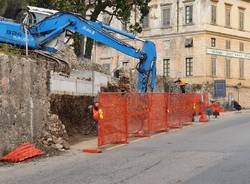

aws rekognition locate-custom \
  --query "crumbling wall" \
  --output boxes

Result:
[0,53,49,157]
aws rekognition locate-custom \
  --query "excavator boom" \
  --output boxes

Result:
[0,7,157,92]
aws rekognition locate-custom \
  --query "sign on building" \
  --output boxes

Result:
[214,80,226,97]
[207,48,250,60]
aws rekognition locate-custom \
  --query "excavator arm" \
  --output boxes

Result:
[0,9,157,92]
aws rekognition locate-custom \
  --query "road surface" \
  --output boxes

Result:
[1,111,250,184]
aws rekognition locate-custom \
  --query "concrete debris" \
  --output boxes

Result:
[51,46,110,74]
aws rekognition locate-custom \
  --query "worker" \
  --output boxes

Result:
[209,100,220,118]
[174,78,186,93]
[91,102,103,133]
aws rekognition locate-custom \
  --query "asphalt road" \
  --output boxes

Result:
[1,111,250,184]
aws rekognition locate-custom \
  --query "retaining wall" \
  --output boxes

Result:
[0,53,49,157]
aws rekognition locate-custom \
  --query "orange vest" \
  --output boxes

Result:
[179,79,185,86]
[92,108,104,121]
[92,108,99,122]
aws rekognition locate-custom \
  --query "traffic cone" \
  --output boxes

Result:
[199,112,209,122]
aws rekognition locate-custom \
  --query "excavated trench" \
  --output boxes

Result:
[49,94,96,146]
[0,49,106,155]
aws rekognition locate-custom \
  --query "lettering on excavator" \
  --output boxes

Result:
[81,26,95,35]
[6,30,22,37]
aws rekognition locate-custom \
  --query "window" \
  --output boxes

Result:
[239,59,244,79]
[211,5,217,24]
[226,40,231,49]
[163,59,170,77]
[239,10,245,30]
[142,15,149,28]
[225,59,231,78]
[162,6,171,26]
[240,42,244,51]
[211,57,216,77]
[225,6,231,27]
[211,38,216,47]
[185,38,193,48]
[185,57,193,76]
[185,5,193,24]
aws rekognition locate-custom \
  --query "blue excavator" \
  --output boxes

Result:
[0,6,157,92]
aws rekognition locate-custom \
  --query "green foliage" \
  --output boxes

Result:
[0,0,7,16]
[26,0,85,15]
[0,44,23,56]
[0,0,25,19]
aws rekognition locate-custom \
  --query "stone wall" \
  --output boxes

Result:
[0,53,49,157]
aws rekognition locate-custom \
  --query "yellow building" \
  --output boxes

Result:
[95,0,250,108]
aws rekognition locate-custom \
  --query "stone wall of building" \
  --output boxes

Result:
[0,53,49,157]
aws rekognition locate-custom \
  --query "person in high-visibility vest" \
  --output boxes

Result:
[174,78,186,93]
[90,102,103,134]
[92,102,103,122]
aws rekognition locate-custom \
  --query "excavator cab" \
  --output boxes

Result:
[15,6,58,27]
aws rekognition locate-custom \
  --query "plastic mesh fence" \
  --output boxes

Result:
[98,92,208,146]
[167,93,207,128]
[167,93,184,128]
[98,93,128,146]
[127,93,150,137]
[148,93,168,132]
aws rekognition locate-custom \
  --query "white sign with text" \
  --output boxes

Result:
[207,48,250,60]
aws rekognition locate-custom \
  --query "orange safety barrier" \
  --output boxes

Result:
[127,93,150,137]
[98,92,209,147]
[148,93,168,132]
[167,93,185,128]
[98,93,128,147]
[0,143,44,162]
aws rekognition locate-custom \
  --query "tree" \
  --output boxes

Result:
[84,0,151,59]
[0,0,24,19]
[25,0,151,59]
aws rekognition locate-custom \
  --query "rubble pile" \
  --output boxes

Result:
[101,68,132,92]
[118,76,130,92]
[41,114,70,151]
[52,46,110,74]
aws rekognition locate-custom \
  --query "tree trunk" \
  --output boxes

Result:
[84,3,103,59]
[84,38,94,59]
[78,36,85,59]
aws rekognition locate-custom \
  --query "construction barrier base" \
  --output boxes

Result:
[169,123,183,129]
[182,122,193,126]
[82,149,103,153]
[199,113,209,122]
[133,134,151,138]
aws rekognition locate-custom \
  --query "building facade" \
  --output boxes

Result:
[95,0,250,108]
